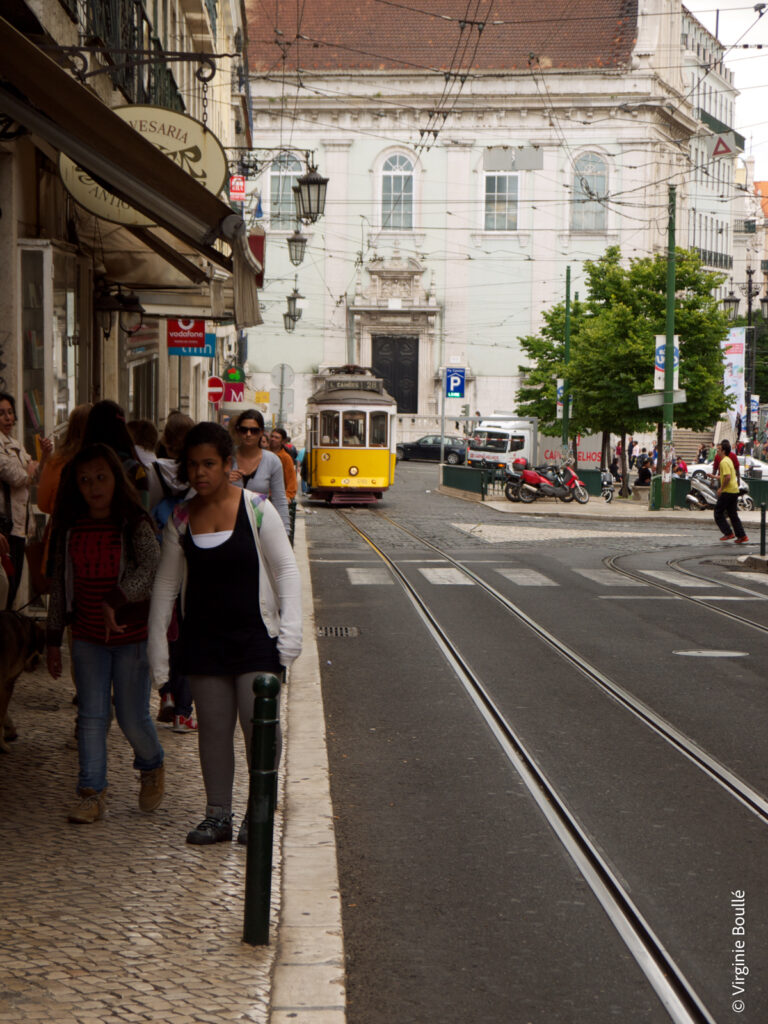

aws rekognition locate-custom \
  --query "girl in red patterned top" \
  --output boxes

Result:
[46,444,164,825]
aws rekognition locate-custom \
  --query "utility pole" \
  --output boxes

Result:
[662,185,677,508]
[561,265,571,452]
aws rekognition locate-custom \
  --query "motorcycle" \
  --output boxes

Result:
[600,469,615,503]
[685,473,754,512]
[515,459,589,504]
[503,461,524,502]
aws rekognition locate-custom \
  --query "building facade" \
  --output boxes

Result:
[0,0,257,452]
[244,0,744,444]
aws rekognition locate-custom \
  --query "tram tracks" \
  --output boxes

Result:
[333,507,768,1024]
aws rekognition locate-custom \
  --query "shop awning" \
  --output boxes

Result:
[0,15,262,327]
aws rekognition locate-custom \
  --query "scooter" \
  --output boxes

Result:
[685,474,754,512]
[600,469,615,503]
[517,459,589,504]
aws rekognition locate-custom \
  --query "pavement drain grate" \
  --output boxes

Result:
[317,625,360,638]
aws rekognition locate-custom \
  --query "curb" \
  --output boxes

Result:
[270,512,346,1023]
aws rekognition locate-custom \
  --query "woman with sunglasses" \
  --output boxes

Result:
[229,410,289,531]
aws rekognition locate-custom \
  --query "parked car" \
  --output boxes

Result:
[691,455,768,480]
[396,434,467,465]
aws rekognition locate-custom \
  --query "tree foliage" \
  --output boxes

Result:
[516,246,732,442]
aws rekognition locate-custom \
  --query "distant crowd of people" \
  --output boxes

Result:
[0,395,302,845]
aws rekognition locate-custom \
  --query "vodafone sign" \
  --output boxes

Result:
[167,319,206,347]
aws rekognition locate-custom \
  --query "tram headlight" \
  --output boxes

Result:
[349,466,359,476]
[321,453,330,462]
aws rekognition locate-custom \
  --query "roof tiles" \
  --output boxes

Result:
[247,0,639,74]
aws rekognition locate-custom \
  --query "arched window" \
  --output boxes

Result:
[571,153,607,232]
[270,154,302,229]
[381,154,413,229]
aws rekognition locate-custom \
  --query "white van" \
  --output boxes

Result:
[467,418,537,470]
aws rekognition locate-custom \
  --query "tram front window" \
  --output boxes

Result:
[320,411,340,445]
[342,411,366,446]
[370,411,388,447]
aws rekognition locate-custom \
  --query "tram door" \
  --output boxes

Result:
[371,336,418,414]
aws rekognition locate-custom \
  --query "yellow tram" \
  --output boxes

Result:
[305,365,397,504]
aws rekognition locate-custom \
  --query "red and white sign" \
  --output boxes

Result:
[207,375,225,405]
[167,318,205,347]
[229,174,246,201]
[224,382,245,403]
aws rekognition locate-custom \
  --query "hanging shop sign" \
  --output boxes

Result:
[167,321,216,358]
[229,174,246,201]
[60,106,229,226]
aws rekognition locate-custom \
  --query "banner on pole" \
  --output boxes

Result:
[654,335,679,390]
[556,378,564,419]
[722,327,746,429]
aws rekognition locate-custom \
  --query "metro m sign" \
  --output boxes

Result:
[167,318,205,348]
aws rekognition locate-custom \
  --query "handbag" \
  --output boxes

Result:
[0,481,12,537]
[25,520,51,595]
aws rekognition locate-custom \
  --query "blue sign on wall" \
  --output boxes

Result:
[168,331,217,359]
[445,367,465,399]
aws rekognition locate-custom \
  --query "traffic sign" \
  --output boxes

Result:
[445,367,465,399]
[269,388,294,414]
[271,363,295,387]
[638,389,686,409]
[207,375,224,405]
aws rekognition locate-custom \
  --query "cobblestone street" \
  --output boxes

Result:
[1,651,279,1024]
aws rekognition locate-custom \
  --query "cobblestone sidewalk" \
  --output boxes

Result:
[0,650,280,1024]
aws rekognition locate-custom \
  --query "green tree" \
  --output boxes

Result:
[516,246,732,487]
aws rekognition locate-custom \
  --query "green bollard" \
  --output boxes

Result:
[761,504,766,557]
[242,672,281,946]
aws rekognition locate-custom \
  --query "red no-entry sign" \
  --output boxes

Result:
[207,375,225,405]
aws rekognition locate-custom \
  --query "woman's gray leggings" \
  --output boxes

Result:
[189,673,281,817]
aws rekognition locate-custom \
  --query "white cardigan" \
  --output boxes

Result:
[148,490,302,686]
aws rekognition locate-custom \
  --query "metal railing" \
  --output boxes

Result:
[85,0,184,112]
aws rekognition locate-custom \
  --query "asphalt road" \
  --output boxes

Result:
[308,464,768,1023]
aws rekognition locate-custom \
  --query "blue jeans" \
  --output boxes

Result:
[72,638,164,792]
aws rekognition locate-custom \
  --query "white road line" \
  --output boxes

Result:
[418,567,475,585]
[598,595,681,600]
[496,568,558,587]
[346,568,394,585]
[639,570,716,588]
[574,569,648,587]
[733,572,768,585]
[691,595,767,601]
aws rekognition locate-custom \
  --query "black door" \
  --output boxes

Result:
[371,335,419,414]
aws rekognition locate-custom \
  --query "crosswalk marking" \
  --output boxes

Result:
[346,568,393,585]
[733,572,768,585]
[692,595,768,601]
[639,570,715,588]
[496,568,558,587]
[574,569,648,587]
[418,567,474,585]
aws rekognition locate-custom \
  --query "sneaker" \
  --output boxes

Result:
[237,812,249,846]
[68,787,107,824]
[187,814,233,845]
[719,533,735,541]
[139,764,165,812]
[157,692,175,723]
[735,535,750,544]
[172,714,198,733]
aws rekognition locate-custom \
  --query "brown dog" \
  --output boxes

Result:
[0,611,46,753]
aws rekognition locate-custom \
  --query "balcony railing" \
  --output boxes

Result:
[85,0,184,112]
[693,248,733,270]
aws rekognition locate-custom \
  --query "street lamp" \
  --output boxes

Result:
[293,161,328,224]
[722,285,740,321]
[118,290,145,335]
[285,276,304,322]
[94,289,122,339]
[287,226,308,266]
[283,311,296,333]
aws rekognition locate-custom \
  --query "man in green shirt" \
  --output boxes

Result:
[714,439,748,544]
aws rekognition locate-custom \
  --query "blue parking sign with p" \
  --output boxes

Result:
[446,368,465,398]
